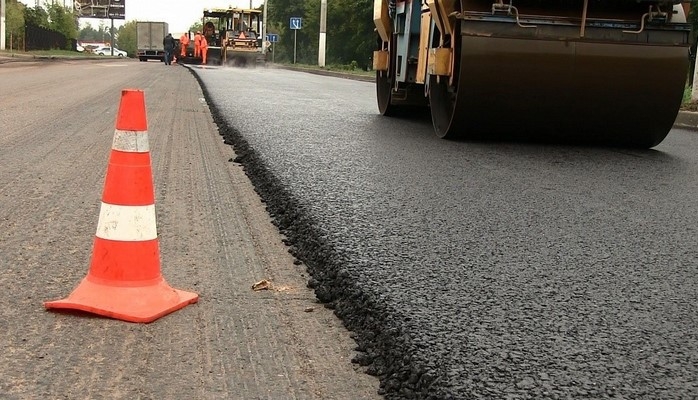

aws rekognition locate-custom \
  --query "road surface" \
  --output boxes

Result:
[0,59,380,399]
[192,64,698,399]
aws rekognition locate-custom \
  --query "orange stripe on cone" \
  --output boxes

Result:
[103,151,154,205]
[88,237,161,283]
[44,89,198,323]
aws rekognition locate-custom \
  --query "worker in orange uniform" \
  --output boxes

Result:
[180,33,190,58]
[193,31,202,58]
[200,36,209,65]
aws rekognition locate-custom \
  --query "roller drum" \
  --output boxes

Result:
[433,21,689,147]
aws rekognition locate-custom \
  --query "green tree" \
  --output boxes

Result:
[23,6,49,28]
[326,0,373,69]
[189,21,203,33]
[267,0,307,63]
[264,0,374,67]
[46,2,78,44]
[116,20,137,57]
[5,0,25,50]
[78,23,100,41]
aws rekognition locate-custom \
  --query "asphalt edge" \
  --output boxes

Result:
[183,62,698,399]
[183,64,440,399]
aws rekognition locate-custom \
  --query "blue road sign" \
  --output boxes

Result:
[290,17,302,30]
[266,34,279,43]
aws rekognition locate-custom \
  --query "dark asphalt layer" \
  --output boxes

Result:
[189,65,698,399]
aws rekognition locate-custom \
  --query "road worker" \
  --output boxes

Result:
[162,33,175,65]
[201,36,209,65]
[180,33,190,58]
[194,31,202,58]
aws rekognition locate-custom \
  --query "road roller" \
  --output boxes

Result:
[373,1,692,147]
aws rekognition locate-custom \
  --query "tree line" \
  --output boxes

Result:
[3,0,77,50]
[264,0,374,69]
[2,0,376,68]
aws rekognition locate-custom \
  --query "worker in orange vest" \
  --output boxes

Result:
[180,33,190,58]
[194,31,202,58]
[201,36,209,65]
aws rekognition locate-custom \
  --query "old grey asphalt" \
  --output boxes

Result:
[0,59,380,399]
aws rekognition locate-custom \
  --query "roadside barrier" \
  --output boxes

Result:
[44,89,198,323]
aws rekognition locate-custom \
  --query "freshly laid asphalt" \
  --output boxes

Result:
[190,65,698,399]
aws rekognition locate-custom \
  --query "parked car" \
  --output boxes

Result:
[94,46,127,57]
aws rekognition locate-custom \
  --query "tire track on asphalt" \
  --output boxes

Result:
[146,72,233,399]
[0,62,185,398]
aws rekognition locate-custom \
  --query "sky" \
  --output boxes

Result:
[19,0,265,34]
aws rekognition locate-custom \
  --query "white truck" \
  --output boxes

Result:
[136,21,169,62]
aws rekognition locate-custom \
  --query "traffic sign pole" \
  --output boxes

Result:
[290,17,302,64]
[266,34,278,63]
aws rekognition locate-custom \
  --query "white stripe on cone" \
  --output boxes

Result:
[95,203,158,241]
[112,129,150,152]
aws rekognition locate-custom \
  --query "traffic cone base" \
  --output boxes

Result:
[45,276,198,323]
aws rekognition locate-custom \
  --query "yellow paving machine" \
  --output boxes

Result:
[182,7,266,67]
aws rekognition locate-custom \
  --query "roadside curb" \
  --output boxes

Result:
[271,64,374,82]
[674,110,698,131]
[0,53,130,64]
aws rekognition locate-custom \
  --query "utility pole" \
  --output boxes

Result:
[1,0,6,51]
[262,1,267,54]
[318,0,326,67]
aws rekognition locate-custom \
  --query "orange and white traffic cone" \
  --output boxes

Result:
[44,89,198,323]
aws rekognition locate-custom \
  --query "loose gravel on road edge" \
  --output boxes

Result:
[187,67,434,399]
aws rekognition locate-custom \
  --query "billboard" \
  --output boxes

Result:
[74,0,126,19]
